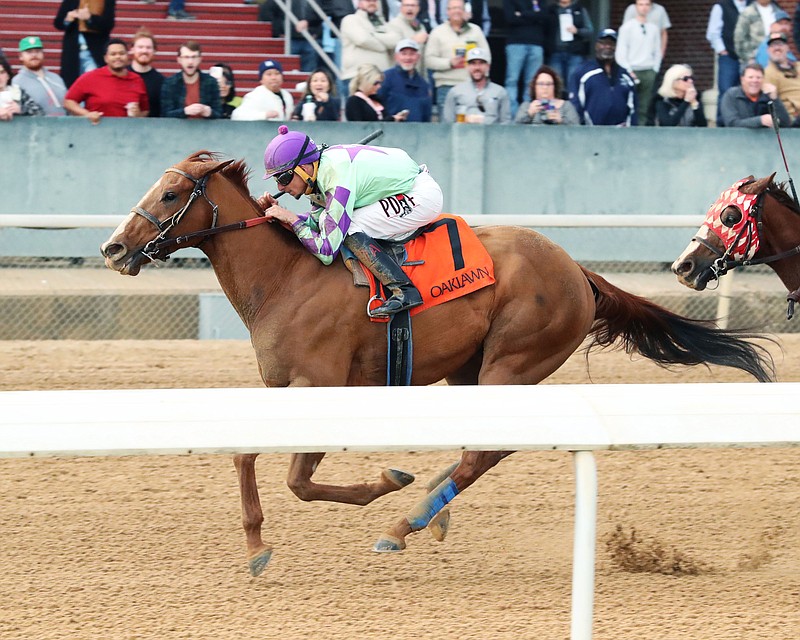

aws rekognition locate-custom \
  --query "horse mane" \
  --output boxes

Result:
[185,150,260,212]
[767,180,800,216]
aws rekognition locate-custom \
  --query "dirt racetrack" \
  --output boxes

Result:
[0,338,798,640]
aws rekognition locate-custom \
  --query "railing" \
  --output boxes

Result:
[2,383,798,639]
[273,0,342,79]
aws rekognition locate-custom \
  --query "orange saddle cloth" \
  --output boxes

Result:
[359,214,496,320]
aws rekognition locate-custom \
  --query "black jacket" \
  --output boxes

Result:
[54,0,116,87]
[503,0,549,47]
[546,1,593,57]
[259,0,323,40]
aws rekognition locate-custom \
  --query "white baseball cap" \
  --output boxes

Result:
[395,38,420,53]
[465,47,490,63]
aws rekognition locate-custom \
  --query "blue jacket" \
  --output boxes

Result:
[377,66,432,122]
[568,59,637,126]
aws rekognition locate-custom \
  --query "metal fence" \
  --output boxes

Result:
[0,223,793,340]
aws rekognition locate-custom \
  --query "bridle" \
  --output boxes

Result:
[696,186,800,318]
[134,168,219,261]
[133,166,269,262]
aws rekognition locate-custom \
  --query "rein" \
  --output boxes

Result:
[135,167,269,261]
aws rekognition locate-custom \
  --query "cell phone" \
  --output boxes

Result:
[396,109,410,118]
[209,66,223,80]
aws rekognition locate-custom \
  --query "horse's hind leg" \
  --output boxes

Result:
[233,454,273,577]
[286,453,415,505]
[425,461,459,542]
[373,451,513,552]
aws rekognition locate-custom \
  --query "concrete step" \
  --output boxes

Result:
[3,1,260,19]
[3,14,272,37]
[2,31,280,53]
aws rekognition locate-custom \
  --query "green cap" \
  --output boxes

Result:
[19,36,43,52]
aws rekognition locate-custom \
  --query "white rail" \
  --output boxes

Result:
[1,383,798,640]
[0,214,705,229]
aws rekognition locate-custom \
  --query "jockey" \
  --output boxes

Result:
[258,125,443,316]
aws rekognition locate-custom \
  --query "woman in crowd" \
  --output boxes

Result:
[345,63,386,122]
[0,56,42,121]
[212,63,241,119]
[514,66,579,125]
[654,64,707,127]
[292,68,340,121]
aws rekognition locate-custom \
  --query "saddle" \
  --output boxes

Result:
[341,214,496,386]
[341,214,496,320]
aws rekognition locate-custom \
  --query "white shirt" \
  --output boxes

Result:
[616,19,662,73]
[230,85,294,121]
[755,2,776,35]
[622,2,671,31]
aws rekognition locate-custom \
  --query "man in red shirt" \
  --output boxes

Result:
[64,38,149,124]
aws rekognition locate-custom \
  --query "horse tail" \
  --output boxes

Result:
[580,267,776,383]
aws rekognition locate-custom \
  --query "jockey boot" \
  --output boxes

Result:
[344,232,423,316]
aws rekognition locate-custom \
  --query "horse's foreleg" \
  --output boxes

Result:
[286,452,415,505]
[233,453,273,577]
[373,451,513,552]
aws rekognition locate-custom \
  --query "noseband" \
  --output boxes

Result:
[134,168,219,261]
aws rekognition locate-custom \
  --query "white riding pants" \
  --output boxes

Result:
[346,169,443,241]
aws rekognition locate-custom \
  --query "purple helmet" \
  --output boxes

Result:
[263,125,322,178]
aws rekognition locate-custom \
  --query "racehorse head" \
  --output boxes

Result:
[101,151,242,276]
[671,174,777,290]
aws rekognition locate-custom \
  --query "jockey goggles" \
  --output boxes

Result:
[275,168,297,186]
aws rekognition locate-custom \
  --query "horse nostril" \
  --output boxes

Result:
[672,259,692,276]
[101,242,125,259]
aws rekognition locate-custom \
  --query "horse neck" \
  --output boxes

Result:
[761,194,800,293]
[199,175,305,329]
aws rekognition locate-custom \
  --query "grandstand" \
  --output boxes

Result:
[0,0,308,97]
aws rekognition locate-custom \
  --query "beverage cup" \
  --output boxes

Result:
[456,106,466,123]
[126,102,137,117]
[301,100,317,121]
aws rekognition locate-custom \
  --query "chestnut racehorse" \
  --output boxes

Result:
[101,153,775,576]
[672,174,800,319]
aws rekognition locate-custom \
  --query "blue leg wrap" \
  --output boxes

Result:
[406,477,459,531]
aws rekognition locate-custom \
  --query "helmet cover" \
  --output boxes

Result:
[263,125,321,178]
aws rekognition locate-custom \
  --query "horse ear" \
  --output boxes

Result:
[201,159,235,177]
[739,174,772,194]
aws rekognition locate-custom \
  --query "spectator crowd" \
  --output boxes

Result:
[2,0,800,129]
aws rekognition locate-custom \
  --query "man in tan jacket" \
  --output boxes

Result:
[424,0,489,115]
[341,0,398,85]
[763,32,800,125]
[387,0,430,74]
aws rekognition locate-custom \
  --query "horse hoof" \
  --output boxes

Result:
[382,468,415,489]
[372,535,407,553]
[428,508,451,542]
[248,548,273,577]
